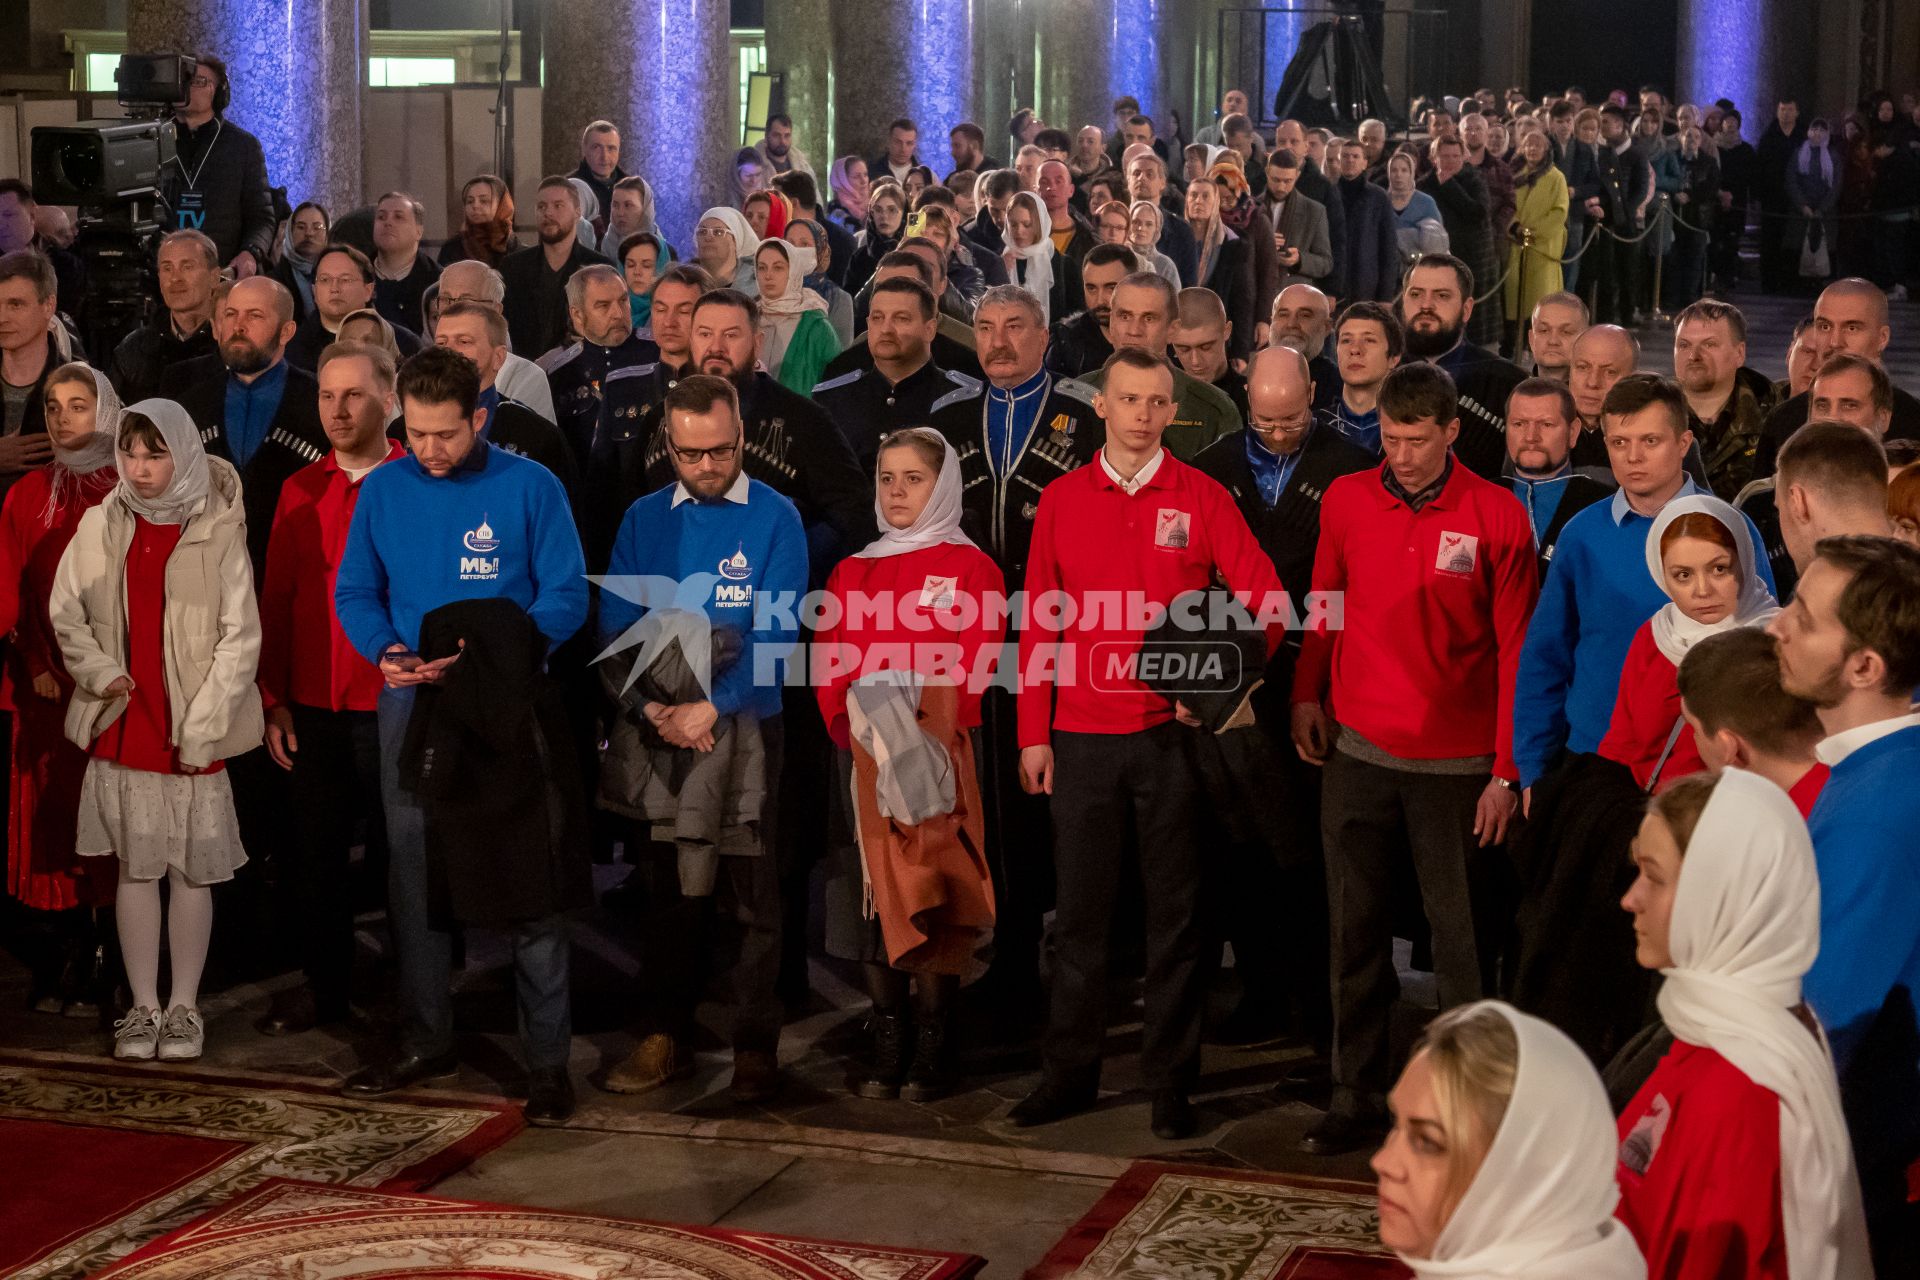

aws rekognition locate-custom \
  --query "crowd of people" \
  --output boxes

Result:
[3,49,1920,1278]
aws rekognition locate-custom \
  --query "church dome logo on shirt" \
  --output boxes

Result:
[718,545,752,581]
[463,517,500,554]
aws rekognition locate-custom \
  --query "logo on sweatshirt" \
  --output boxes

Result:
[460,516,501,580]
[718,545,752,581]
[1155,508,1191,550]
[463,517,500,554]
[1436,531,1479,576]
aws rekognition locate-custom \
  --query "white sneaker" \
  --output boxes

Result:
[156,1006,205,1061]
[113,1006,160,1060]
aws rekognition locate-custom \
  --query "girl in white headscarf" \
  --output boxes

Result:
[814,428,1005,1105]
[50,399,262,1066]
[1598,494,1778,791]
[1003,189,1071,325]
[694,205,760,293]
[1617,769,1871,1279]
[1373,999,1647,1280]
[752,238,840,394]
[0,363,121,1013]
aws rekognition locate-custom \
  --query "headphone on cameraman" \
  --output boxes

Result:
[195,53,231,114]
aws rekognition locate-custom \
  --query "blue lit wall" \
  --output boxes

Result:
[1678,0,1764,115]
[1264,8,1310,117]
[903,0,977,162]
[1109,0,1162,119]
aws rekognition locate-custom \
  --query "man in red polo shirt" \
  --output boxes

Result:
[1008,347,1285,1141]
[1291,361,1538,1155]
[253,340,407,1035]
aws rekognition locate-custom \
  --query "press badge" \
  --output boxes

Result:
[919,574,958,610]
[1154,509,1191,549]
[173,190,207,230]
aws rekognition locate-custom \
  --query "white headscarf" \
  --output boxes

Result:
[44,364,120,525]
[1643,494,1778,665]
[856,430,977,560]
[114,398,211,526]
[755,240,828,376]
[1005,190,1055,325]
[1658,769,1872,1280]
[1403,1001,1646,1280]
[698,205,760,266]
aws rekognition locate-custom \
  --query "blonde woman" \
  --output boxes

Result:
[1504,128,1569,328]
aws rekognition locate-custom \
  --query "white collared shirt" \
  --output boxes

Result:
[1100,447,1165,496]
[670,470,751,508]
[1815,710,1920,767]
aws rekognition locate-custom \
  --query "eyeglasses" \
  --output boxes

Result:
[1249,413,1312,438]
[190,75,217,89]
[670,442,740,464]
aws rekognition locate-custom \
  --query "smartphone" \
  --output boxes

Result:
[382,649,422,669]
[904,209,930,239]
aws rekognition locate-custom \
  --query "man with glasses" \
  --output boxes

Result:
[1192,344,1373,1059]
[593,373,806,1104]
[159,54,275,277]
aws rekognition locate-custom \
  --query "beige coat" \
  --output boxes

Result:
[50,457,263,770]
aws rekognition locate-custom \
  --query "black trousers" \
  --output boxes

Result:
[630,715,784,1053]
[1584,228,1641,326]
[1322,750,1488,1112]
[978,684,1053,986]
[284,705,384,1008]
[1046,722,1204,1091]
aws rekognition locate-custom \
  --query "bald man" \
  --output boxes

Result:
[1755,278,1920,477]
[1168,287,1247,419]
[159,274,329,579]
[1566,323,1638,468]
[1269,283,1343,403]
[1191,346,1372,1054]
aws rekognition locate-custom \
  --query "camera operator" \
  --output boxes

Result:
[107,229,219,402]
[0,251,69,496]
[161,54,275,279]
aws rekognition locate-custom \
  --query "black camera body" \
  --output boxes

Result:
[30,120,176,206]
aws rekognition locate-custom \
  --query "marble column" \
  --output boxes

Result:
[1677,0,1815,124]
[764,0,833,171]
[1037,0,1176,141]
[828,0,974,171]
[543,0,732,253]
[128,0,366,219]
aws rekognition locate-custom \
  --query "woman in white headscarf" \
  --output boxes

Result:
[1617,769,1871,1279]
[752,238,841,394]
[0,363,121,1013]
[1597,494,1778,791]
[567,177,601,252]
[1373,999,1647,1280]
[1001,189,1077,325]
[50,399,262,1066]
[694,205,760,293]
[815,428,1005,1106]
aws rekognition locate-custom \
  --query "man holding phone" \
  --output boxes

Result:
[333,346,588,1122]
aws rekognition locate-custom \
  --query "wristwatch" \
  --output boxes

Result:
[1491,777,1514,790]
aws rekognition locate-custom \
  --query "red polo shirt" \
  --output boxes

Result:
[1291,460,1538,780]
[258,443,406,713]
[1018,450,1285,747]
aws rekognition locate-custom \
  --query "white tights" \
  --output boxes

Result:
[116,868,214,1012]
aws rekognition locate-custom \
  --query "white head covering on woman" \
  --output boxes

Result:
[114,398,211,526]
[1658,769,1872,1280]
[1643,493,1779,666]
[698,206,761,264]
[43,365,121,524]
[754,240,828,377]
[855,430,977,560]
[1005,190,1055,325]
[1402,1001,1646,1280]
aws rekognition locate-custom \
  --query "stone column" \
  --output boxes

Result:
[543,0,732,252]
[828,0,974,170]
[764,0,833,172]
[128,0,365,219]
[1677,0,1816,124]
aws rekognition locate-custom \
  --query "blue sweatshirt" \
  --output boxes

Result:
[335,441,587,662]
[600,476,806,721]
[1805,723,1920,1197]
[1510,480,1774,787]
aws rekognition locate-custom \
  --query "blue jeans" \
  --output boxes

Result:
[378,685,573,1070]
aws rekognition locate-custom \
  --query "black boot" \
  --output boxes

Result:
[847,1011,912,1099]
[900,1014,956,1102]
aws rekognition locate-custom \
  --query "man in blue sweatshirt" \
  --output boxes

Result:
[1511,375,1775,795]
[594,373,807,1105]
[1770,534,1920,1270]
[333,345,588,1123]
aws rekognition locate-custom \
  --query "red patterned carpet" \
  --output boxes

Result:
[1026,1161,1410,1280]
[0,1050,522,1279]
[92,1178,990,1280]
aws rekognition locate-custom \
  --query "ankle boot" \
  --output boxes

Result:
[847,1010,912,1099]
[900,1015,956,1102]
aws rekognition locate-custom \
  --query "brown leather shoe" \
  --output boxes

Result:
[595,1034,693,1095]
[729,1049,783,1103]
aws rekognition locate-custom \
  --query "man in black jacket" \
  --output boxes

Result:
[159,276,328,580]
[109,229,220,402]
[1045,244,1135,377]
[370,192,441,336]
[286,244,424,372]
[1419,136,1501,348]
[1590,105,1654,327]
[159,55,275,276]
[573,120,627,222]
[500,177,612,360]
[1397,254,1527,480]
[1753,280,1920,477]
[813,276,978,474]
[1756,100,1806,293]
[535,265,657,468]
[1190,345,1373,1056]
